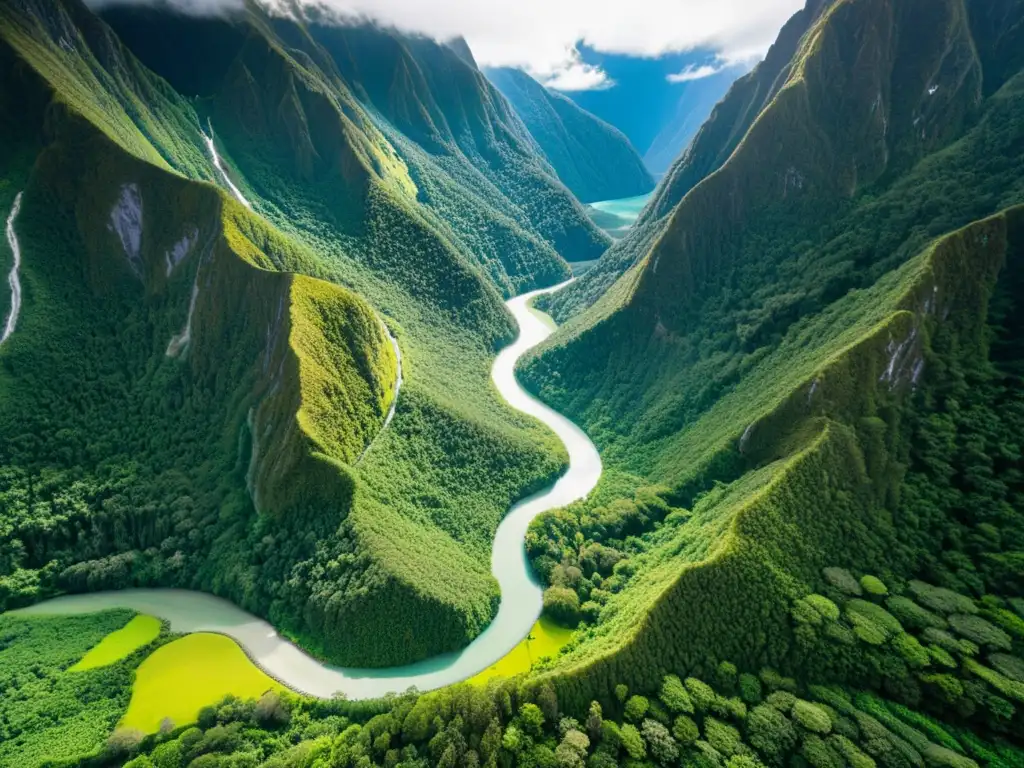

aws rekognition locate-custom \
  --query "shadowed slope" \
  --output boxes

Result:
[485,66,654,204]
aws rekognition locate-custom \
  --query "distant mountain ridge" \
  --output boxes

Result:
[485,66,654,204]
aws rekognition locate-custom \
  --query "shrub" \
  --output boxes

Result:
[673,716,700,745]
[908,582,977,616]
[544,587,582,627]
[925,645,957,669]
[792,701,832,734]
[624,695,649,723]
[599,720,622,750]
[892,633,931,669]
[704,717,742,757]
[921,745,979,768]
[686,678,718,712]
[642,718,679,764]
[660,675,695,714]
[988,653,1024,682]
[963,659,1024,703]
[921,628,965,654]
[106,728,145,758]
[886,597,947,631]
[717,661,739,694]
[801,734,844,768]
[726,757,768,768]
[845,600,903,636]
[805,595,841,622]
[919,673,965,704]
[519,703,545,737]
[739,674,763,704]
[255,691,290,728]
[947,615,1012,651]
[860,576,888,597]
[824,568,862,596]
[828,736,875,768]
[620,724,646,760]
[807,687,855,716]
[759,669,797,693]
[766,692,796,713]
[746,704,798,763]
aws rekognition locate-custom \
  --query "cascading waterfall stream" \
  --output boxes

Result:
[17,279,603,699]
[202,122,251,209]
[1,192,23,345]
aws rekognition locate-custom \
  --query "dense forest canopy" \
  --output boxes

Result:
[1,0,1024,765]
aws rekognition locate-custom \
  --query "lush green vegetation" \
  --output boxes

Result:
[485,67,654,205]
[0,610,152,767]
[6,604,1019,768]
[0,0,575,669]
[518,0,1024,719]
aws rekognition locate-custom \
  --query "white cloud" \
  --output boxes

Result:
[667,62,726,83]
[296,0,804,89]
[90,0,805,90]
[538,51,613,91]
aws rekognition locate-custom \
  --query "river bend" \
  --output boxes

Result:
[15,280,602,698]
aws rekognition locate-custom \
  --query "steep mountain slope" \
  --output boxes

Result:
[520,0,1024,705]
[0,0,569,668]
[485,66,654,204]
[302,20,611,270]
[543,0,832,320]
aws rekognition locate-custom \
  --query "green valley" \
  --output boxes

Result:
[2,0,1024,765]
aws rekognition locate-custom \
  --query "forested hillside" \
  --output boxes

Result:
[0,0,572,669]
[541,0,832,321]
[485,67,654,204]
[520,0,1024,735]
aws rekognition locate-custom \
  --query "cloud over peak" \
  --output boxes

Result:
[88,0,805,91]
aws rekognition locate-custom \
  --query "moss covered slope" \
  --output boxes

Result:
[518,0,1024,705]
[0,0,566,667]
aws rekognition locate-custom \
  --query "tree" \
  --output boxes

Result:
[624,695,649,723]
[255,690,290,727]
[107,728,145,759]
[642,719,678,765]
[673,716,700,746]
[619,724,646,760]
[519,703,545,738]
[543,587,581,627]
[585,701,603,742]
[660,675,695,714]
[538,684,559,722]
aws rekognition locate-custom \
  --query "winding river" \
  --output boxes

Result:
[2,192,23,345]
[15,280,602,699]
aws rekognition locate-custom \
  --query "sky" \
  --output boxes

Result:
[88,0,805,91]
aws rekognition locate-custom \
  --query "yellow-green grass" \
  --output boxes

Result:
[468,618,574,686]
[69,615,162,671]
[120,633,283,733]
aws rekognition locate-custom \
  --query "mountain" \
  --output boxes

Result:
[4,0,1024,764]
[0,0,584,668]
[520,0,1024,707]
[485,66,654,204]
[543,0,833,320]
